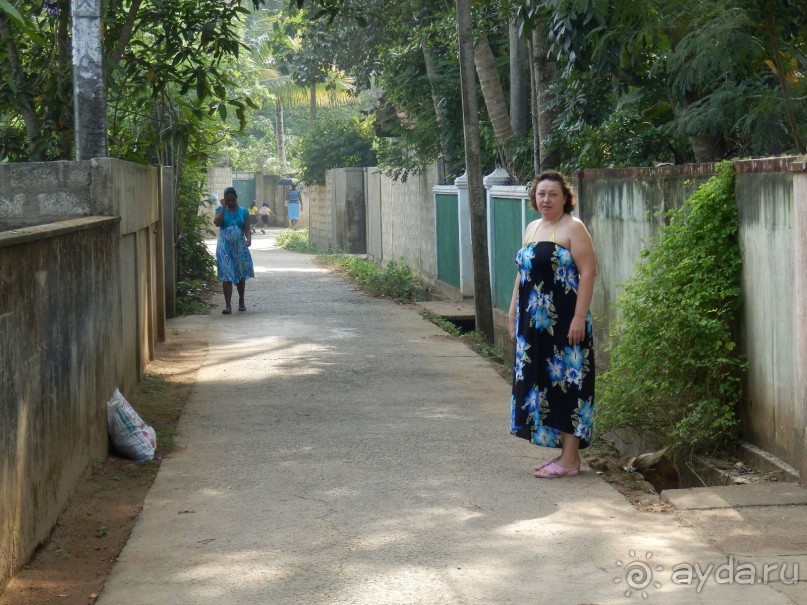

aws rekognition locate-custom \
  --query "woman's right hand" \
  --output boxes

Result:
[508,313,516,342]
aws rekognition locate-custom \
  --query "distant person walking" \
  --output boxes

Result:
[214,186,254,314]
[248,200,259,234]
[259,202,271,234]
[285,183,303,228]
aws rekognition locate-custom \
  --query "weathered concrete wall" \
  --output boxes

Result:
[571,159,805,471]
[0,218,120,589]
[365,169,383,260]
[91,159,162,391]
[307,165,438,283]
[575,164,714,362]
[0,161,95,229]
[0,159,166,588]
[332,168,366,254]
[734,164,797,468]
[793,166,807,482]
[307,181,330,249]
[377,164,439,286]
[207,166,232,202]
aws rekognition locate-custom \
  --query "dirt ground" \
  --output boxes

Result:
[0,311,778,604]
[0,326,208,605]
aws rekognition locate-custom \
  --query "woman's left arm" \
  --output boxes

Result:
[568,219,597,345]
[242,209,252,247]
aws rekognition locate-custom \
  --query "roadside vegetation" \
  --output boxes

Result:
[597,162,745,455]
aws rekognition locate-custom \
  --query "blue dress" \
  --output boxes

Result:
[215,206,254,283]
[286,189,301,221]
[510,241,595,449]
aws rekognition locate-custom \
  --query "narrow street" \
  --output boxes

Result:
[96,231,800,604]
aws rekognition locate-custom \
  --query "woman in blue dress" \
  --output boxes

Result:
[214,186,254,314]
[508,171,597,478]
[285,182,303,228]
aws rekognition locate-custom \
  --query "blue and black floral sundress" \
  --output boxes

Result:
[510,239,595,449]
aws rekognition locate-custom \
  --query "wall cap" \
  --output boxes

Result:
[0,216,119,249]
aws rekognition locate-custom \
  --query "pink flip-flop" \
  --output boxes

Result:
[533,461,580,479]
[534,457,559,472]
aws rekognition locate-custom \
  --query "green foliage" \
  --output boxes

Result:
[318,255,423,303]
[174,160,216,315]
[597,162,746,453]
[420,309,507,365]
[275,228,319,252]
[420,310,463,337]
[297,115,376,185]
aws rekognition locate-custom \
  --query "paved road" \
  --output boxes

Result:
[98,230,802,604]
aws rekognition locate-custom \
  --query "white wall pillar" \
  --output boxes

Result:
[454,172,474,296]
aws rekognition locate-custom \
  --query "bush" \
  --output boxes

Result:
[275,228,318,253]
[318,255,422,303]
[297,115,376,185]
[175,161,216,315]
[596,161,745,453]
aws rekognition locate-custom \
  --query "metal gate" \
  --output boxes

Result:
[232,171,256,206]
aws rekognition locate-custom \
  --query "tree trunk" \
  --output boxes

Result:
[527,34,540,175]
[71,0,108,160]
[457,0,494,343]
[509,17,529,138]
[422,40,454,182]
[276,99,287,172]
[531,20,558,170]
[57,0,73,159]
[473,35,513,169]
[309,76,317,125]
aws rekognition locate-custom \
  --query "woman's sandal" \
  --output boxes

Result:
[222,308,232,315]
[238,303,247,312]
[534,457,559,472]
[533,461,580,479]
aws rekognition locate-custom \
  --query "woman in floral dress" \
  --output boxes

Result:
[214,187,254,314]
[508,171,597,478]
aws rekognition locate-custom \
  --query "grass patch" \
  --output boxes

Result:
[176,277,216,315]
[318,254,423,303]
[275,228,319,253]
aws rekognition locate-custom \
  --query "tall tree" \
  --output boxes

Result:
[456,0,494,342]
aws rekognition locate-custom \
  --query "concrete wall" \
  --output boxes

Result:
[794,166,807,482]
[733,163,798,469]
[575,164,715,362]
[307,180,330,248]
[365,169,383,259]
[0,218,120,589]
[0,159,165,588]
[207,166,232,203]
[307,165,439,285]
[377,164,439,286]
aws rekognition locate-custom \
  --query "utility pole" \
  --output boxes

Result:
[456,0,494,341]
[71,0,108,160]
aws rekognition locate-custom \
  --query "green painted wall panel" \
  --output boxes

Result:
[435,193,460,288]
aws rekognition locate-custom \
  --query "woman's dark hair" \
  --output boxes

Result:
[527,170,576,214]
[223,186,238,197]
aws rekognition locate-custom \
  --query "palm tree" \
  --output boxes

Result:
[244,11,356,173]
